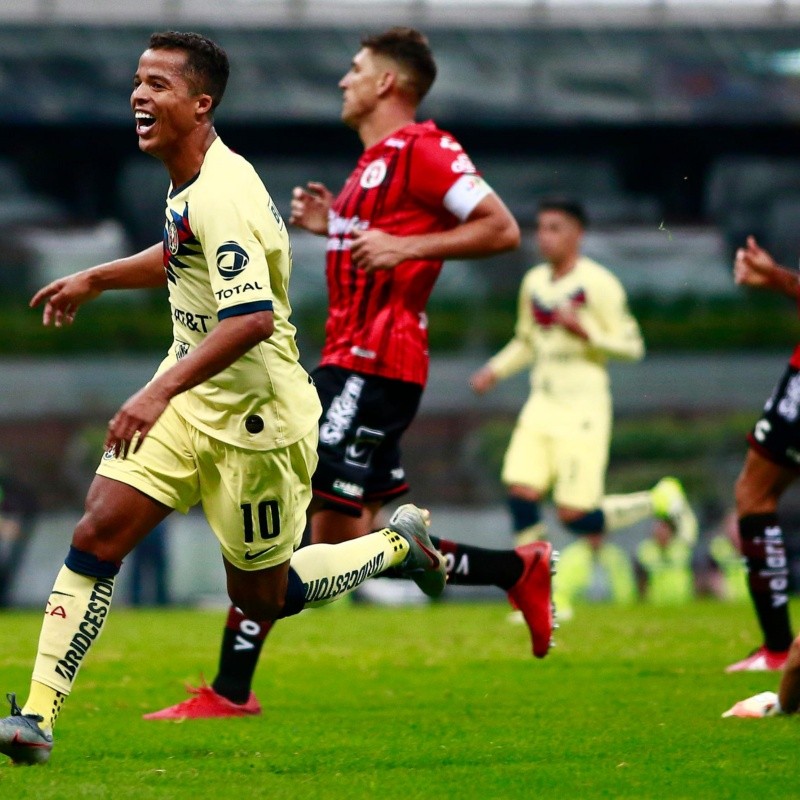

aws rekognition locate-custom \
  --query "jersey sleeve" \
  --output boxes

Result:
[406,132,493,221]
[489,271,537,379]
[190,179,276,320]
[581,270,645,362]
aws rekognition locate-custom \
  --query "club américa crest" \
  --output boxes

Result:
[167,220,180,255]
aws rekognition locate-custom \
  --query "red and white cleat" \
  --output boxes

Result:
[725,646,789,673]
[508,541,557,658]
[143,682,262,720]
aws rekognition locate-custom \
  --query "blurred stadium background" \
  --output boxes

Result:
[3,0,800,605]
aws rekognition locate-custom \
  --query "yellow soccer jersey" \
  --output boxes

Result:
[155,137,321,450]
[489,256,644,433]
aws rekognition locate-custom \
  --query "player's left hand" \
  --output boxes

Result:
[552,304,588,340]
[350,229,409,272]
[105,386,169,459]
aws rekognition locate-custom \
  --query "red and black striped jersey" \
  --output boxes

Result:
[320,120,490,386]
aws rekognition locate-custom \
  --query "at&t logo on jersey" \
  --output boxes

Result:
[216,241,249,281]
[360,159,387,189]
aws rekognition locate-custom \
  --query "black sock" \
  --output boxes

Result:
[739,513,793,652]
[429,535,523,591]
[211,606,274,704]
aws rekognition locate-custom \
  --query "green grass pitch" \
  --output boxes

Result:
[0,599,796,799]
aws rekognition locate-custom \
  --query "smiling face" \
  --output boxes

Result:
[130,48,212,162]
[338,48,388,129]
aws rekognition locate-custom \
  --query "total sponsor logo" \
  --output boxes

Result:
[333,479,364,499]
[215,280,264,301]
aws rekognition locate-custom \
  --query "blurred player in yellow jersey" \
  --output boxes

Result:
[471,199,697,548]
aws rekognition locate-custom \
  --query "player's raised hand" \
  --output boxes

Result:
[29,271,100,327]
[289,182,333,234]
[734,236,778,288]
[351,229,409,272]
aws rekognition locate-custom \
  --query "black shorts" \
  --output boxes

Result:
[747,363,800,470]
[311,365,423,517]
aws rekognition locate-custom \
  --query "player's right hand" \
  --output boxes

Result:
[470,365,497,395]
[734,236,778,288]
[29,271,100,327]
[289,181,333,235]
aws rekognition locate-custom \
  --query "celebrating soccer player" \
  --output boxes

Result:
[0,31,449,765]
[145,27,557,722]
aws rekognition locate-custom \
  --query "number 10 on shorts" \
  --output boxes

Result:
[241,500,281,543]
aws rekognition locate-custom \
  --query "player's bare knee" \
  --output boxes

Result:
[508,484,541,502]
[559,507,605,535]
[229,588,284,622]
[72,514,115,560]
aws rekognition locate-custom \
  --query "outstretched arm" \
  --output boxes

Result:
[734,236,800,300]
[30,243,165,327]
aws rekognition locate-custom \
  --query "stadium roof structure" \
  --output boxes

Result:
[3,20,800,126]
[2,0,800,28]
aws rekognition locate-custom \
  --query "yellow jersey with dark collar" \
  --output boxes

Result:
[155,137,320,450]
[489,256,644,433]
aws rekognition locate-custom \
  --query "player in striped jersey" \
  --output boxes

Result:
[145,27,556,721]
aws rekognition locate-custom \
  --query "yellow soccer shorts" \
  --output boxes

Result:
[96,402,318,571]
[501,418,610,511]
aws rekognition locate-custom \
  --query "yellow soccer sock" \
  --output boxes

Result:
[514,522,548,547]
[25,565,116,721]
[601,491,653,532]
[291,529,408,608]
[22,681,66,732]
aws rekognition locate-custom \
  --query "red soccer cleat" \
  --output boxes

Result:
[143,682,262,720]
[508,541,557,658]
[725,646,790,673]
